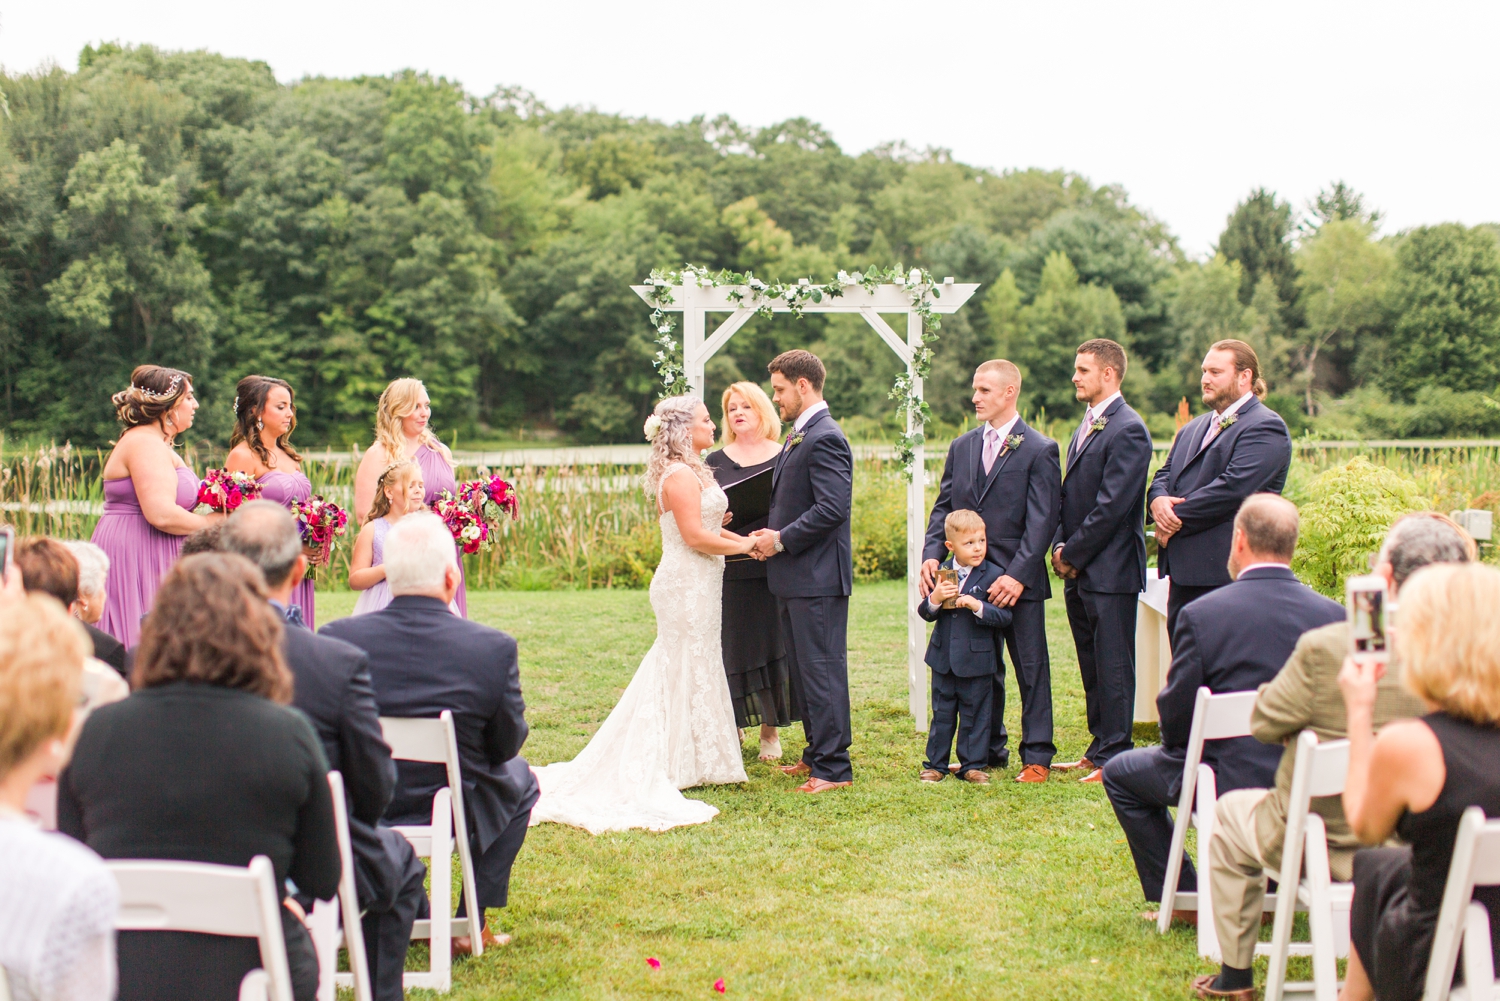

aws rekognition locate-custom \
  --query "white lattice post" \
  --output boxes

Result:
[682,278,707,398]
[906,310,928,733]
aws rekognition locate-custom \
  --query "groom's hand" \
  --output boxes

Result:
[988,574,1024,608]
[749,529,779,559]
[919,558,941,598]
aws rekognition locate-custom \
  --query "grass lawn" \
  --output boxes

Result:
[318,583,1218,999]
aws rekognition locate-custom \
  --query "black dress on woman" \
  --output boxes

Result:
[705,449,798,729]
[1349,711,1500,1001]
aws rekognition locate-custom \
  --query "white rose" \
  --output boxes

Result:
[643,414,663,441]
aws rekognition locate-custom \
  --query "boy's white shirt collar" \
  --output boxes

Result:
[794,400,829,432]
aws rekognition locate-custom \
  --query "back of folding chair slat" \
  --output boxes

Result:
[1198,690,1259,740]
[381,716,451,763]
[1423,807,1500,1001]
[112,858,273,937]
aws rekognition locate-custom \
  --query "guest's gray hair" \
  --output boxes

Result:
[220,500,303,587]
[63,540,110,597]
[384,512,457,596]
[1378,512,1477,588]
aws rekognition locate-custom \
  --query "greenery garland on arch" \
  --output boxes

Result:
[642,264,943,477]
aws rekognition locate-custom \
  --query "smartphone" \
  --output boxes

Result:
[1346,574,1388,662]
[0,525,13,578]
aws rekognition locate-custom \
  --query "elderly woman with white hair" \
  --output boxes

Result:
[63,540,127,677]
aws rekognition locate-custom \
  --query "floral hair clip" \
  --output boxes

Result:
[135,374,184,401]
[643,414,663,442]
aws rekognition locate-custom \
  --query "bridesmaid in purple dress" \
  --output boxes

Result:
[91,366,219,647]
[353,378,468,617]
[224,376,319,627]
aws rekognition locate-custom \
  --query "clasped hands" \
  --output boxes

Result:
[1050,546,1080,580]
[918,559,1024,607]
[745,528,778,561]
[1150,495,1186,545]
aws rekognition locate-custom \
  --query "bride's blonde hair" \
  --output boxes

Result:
[643,395,710,497]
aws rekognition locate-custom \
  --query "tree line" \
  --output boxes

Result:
[3,43,1499,447]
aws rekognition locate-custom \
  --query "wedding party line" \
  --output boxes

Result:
[2,335,1499,1001]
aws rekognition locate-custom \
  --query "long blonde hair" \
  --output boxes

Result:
[373,378,450,468]
[367,461,423,523]
[719,381,781,446]
[643,395,710,497]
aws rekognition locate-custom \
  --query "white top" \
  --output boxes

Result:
[1237,561,1290,575]
[793,400,829,432]
[985,413,1021,442]
[0,814,118,1001]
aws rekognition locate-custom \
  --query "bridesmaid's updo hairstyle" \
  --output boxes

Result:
[366,461,422,523]
[643,394,710,496]
[374,378,450,468]
[112,364,193,429]
[229,375,303,468]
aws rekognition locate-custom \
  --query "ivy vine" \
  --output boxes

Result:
[642,265,942,478]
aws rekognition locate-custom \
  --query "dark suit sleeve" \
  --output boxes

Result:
[972,598,1009,629]
[917,597,941,623]
[1060,420,1152,571]
[1171,419,1292,534]
[1156,607,1206,750]
[337,653,396,827]
[776,431,853,556]
[288,720,341,903]
[483,634,530,765]
[922,440,960,563]
[1146,430,1184,516]
[1009,441,1061,590]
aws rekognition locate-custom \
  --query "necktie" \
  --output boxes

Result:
[1073,407,1093,455]
[284,604,306,629]
[982,427,1000,474]
[1199,414,1224,453]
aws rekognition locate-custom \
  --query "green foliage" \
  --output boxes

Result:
[851,463,908,581]
[1217,187,1298,318]
[1292,456,1428,597]
[1008,253,1126,418]
[1292,219,1393,413]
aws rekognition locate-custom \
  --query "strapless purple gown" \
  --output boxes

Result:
[415,444,468,617]
[92,466,201,647]
[257,470,317,629]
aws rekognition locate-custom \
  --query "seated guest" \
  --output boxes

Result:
[323,512,538,954]
[17,536,127,680]
[179,523,224,558]
[1193,513,1473,1000]
[63,539,127,677]
[1104,493,1343,920]
[917,510,1012,785]
[1340,561,1500,1001]
[58,554,340,1001]
[0,594,119,1001]
[221,500,422,1001]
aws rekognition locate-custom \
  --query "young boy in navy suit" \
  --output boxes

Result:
[918,510,1012,784]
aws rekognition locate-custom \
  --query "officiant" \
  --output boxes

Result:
[706,382,798,762]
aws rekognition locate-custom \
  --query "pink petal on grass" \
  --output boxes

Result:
[646,958,661,970]
[713,978,727,993]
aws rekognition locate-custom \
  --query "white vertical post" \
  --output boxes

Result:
[682,282,706,399]
[906,310,928,733]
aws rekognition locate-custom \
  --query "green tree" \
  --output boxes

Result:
[1162,254,1257,401]
[1293,219,1393,413]
[1010,252,1125,418]
[1218,188,1298,317]
[1300,180,1383,237]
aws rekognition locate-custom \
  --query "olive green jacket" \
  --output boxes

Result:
[1249,621,1428,878]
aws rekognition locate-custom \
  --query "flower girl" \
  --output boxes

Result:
[348,461,456,616]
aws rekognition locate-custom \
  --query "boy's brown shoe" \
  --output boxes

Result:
[919,769,944,782]
[960,769,990,784]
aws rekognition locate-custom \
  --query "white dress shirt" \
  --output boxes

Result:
[794,400,829,433]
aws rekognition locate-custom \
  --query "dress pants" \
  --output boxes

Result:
[360,827,428,1001]
[1165,581,1221,641]
[1102,745,1194,902]
[1065,583,1138,768]
[923,670,993,775]
[780,596,853,783]
[455,805,533,929]
[990,598,1055,768]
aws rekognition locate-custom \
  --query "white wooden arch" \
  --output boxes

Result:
[632,277,981,730]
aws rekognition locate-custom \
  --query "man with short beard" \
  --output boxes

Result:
[1148,339,1292,637]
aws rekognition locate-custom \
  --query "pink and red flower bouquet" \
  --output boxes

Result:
[432,490,490,554]
[288,495,349,567]
[196,469,263,513]
[458,473,520,521]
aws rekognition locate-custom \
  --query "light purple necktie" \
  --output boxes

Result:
[982,427,1000,474]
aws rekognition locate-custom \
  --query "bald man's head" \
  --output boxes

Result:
[1233,493,1300,565]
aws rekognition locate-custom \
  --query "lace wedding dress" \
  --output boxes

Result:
[529,464,748,834]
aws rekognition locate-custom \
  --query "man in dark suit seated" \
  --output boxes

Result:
[1102,493,1343,921]
[323,512,538,954]
[220,501,420,1001]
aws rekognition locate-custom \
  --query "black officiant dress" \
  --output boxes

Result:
[706,449,798,729]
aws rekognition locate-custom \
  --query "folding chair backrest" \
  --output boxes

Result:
[1199,689,1260,741]
[313,771,372,1001]
[1424,807,1500,1001]
[381,715,453,764]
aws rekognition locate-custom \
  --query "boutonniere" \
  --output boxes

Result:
[1216,412,1238,432]
[785,429,805,450]
[1088,415,1108,436]
[998,432,1025,458]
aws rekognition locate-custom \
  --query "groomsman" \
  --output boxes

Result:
[1050,340,1153,784]
[921,360,1060,782]
[1148,340,1292,638]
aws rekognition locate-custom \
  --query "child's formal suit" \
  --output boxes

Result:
[918,557,1012,775]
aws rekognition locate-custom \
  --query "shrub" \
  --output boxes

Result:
[852,464,907,582]
[1292,456,1428,597]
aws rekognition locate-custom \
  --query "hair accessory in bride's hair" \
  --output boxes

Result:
[232,395,240,415]
[135,374,184,402]
[643,414,663,442]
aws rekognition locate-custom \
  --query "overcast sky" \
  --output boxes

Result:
[4,1,1497,255]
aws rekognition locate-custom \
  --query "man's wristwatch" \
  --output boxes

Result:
[773,532,784,554]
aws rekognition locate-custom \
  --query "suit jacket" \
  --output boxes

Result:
[321,596,538,851]
[1155,566,1344,793]
[916,559,1012,677]
[1147,396,1292,587]
[282,621,400,905]
[767,408,854,599]
[923,419,1061,601]
[85,622,127,679]
[1053,396,1152,594]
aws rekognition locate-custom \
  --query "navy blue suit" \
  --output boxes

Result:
[918,558,1012,774]
[1054,396,1153,768]
[1148,395,1292,634]
[322,595,539,927]
[924,419,1060,767]
[766,406,855,783]
[1103,565,1344,902]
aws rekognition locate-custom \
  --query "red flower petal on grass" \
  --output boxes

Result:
[713,978,727,993]
[646,957,661,970]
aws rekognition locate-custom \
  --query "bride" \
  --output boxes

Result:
[529,395,756,833]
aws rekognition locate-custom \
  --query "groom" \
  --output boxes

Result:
[750,349,855,793]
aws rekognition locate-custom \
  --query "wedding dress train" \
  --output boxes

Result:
[529,464,748,834]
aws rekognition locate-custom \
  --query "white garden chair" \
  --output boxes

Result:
[1422,806,1500,1001]
[108,854,292,1001]
[1265,731,1353,1001]
[309,771,373,1001]
[381,710,483,991]
[1158,687,1280,958]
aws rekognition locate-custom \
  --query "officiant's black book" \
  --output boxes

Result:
[722,466,772,533]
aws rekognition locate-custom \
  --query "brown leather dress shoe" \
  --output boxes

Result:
[1052,757,1095,772]
[961,769,990,784]
[795,777,852,793]
[777,761,811,778]
[1190,973,1254,1000]
[919,768,944,782]
[452,928,511,956]
[1014,764,1050,783]
[1079,768,1104,783]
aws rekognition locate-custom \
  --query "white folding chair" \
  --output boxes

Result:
[1265,731,1353,1001]
[382,710,482,991]
[309,771,373,1001]
[1157,687,1281,958]
[1423,806,1500,1001]
[109,854,293,1001]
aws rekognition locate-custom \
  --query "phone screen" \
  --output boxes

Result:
[0,529,11,575]
[1350,587,1386,654]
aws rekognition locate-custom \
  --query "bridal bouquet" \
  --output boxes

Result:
[432,490,490,554]
[458,472,520,522]
[196,469,262,513]
[288,495,349,569]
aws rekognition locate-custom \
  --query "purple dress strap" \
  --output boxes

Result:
[91,465,202,648]
[256,470,317,629]
[413,444,467,618]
